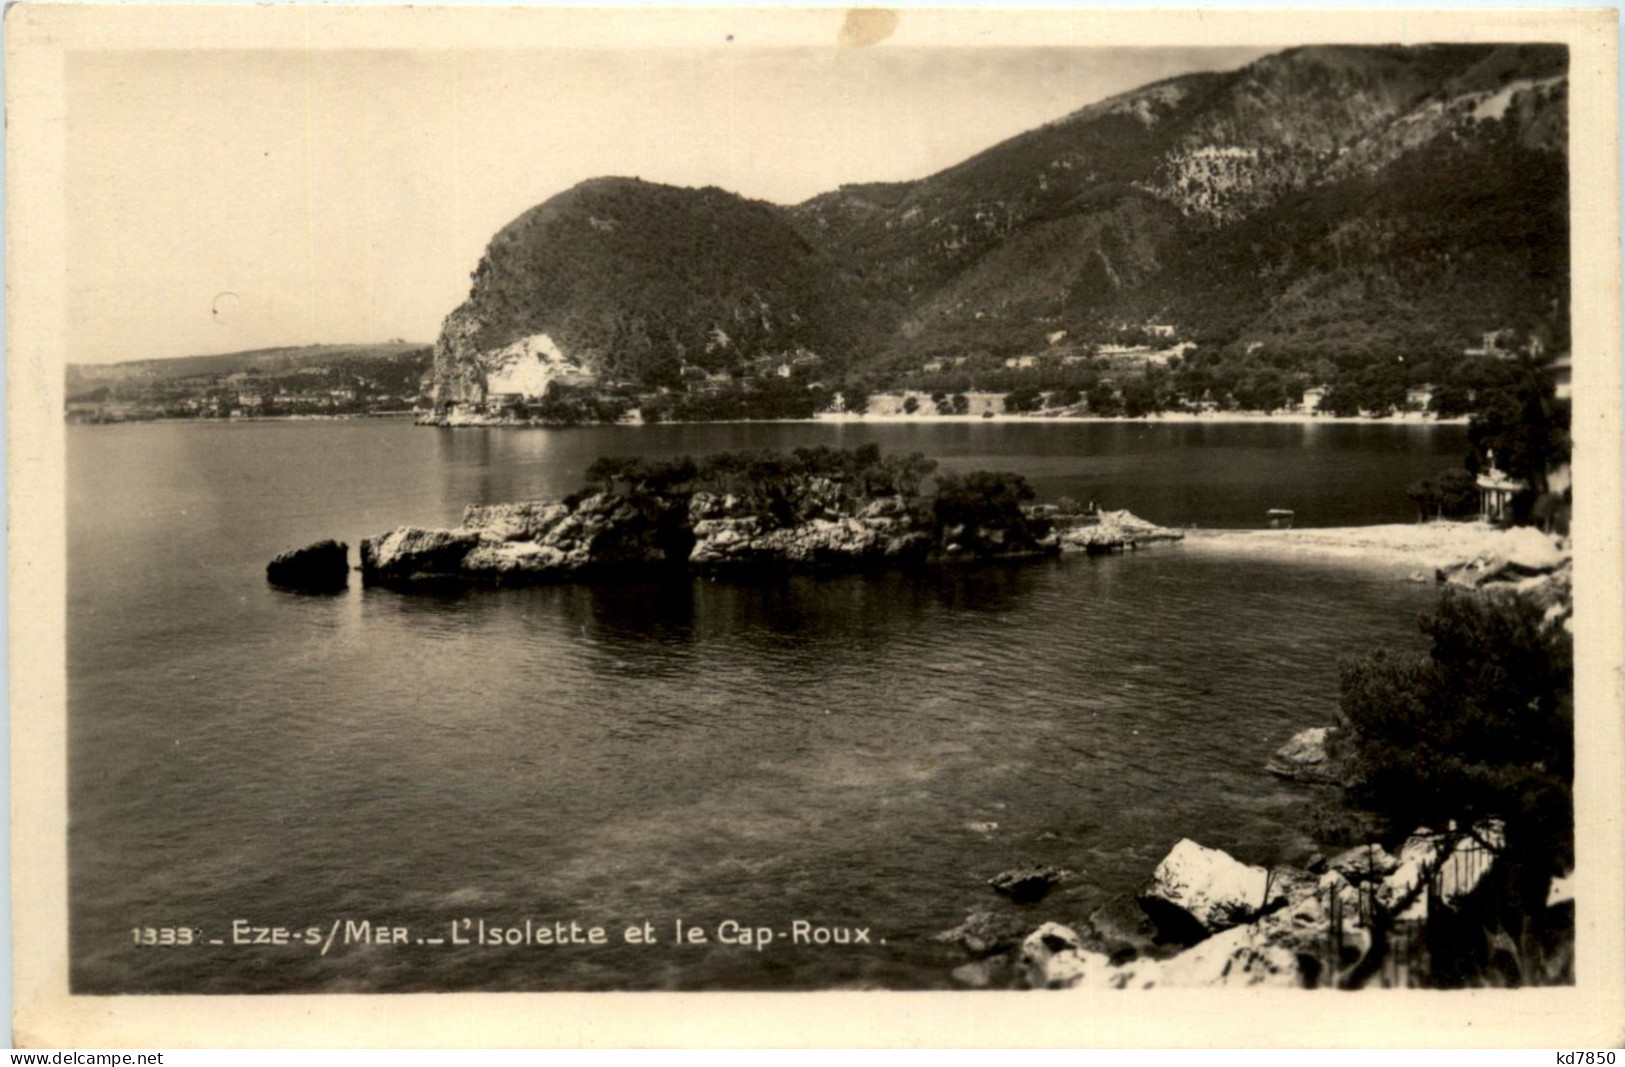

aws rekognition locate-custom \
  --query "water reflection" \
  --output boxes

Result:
[358,556,1063,669]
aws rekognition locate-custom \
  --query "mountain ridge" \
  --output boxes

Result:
[426,43,1569,415]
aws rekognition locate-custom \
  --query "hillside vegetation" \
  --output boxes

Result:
[66,342,432,420]
[373,46,1575,425]
[431,178,878,408]
[67,342,429,397]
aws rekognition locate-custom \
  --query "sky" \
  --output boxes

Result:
[66,43,1271,364]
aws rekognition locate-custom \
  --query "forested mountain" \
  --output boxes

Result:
[429,43,1569,413]
[430,178,878,408]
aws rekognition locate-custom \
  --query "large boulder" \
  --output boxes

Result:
[1266,726,1341,782]
[1141,839,1271,937]
[360,526,482,583]
[266,539,349,591]
[1152,868,1358,987]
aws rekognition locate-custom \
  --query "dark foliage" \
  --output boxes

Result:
[1119,375,1164,418]
[580,444,939,526]
[1466,369,1570,491]
[931,470,1045,553]
[1003,386,1043,413]
[1335,592,1573,886]
[572,445,1055,560]
[525,382,633,425]
[1087,381,1122,416]
[640,378,820,423]
[1406,468,1480,521]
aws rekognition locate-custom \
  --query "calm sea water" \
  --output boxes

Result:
[69,418,1467,992]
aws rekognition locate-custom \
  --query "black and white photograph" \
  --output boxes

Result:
[8,4,1622,1048]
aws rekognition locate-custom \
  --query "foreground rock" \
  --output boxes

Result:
[1019,919,1300,990]
[265,539,349,591]
[1266,725,1342,783]
[1140,838,1271,939]
[1430,528,1571,617]
[1011,826,1504,990]
[988,865,1069,903]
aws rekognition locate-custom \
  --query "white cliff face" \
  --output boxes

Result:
[428,311,599,413]
[484,333,596,398]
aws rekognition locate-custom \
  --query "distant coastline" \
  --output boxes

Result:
[67,410,419,426]
[410,406,1468,429]
[72,407,1469,428]
[811,409,1469,427]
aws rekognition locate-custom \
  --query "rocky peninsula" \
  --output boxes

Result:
[346,446,1183,588]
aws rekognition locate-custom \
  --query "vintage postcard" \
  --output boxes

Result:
[8,4,1623,1048]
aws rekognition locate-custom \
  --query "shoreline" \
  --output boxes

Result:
[67,411,419,426]
[1178,521,1567,572]
[411,409,1467,429]
[73,408,1467,429]
[813,409,1466,426]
